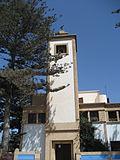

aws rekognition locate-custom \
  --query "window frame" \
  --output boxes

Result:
[28,113,37,124]
[79,97,83,104]
[28,112,46,124]
[90,111,99,122]
[54,43,68,55]
[38,113,46,124]
[108,111,117,122]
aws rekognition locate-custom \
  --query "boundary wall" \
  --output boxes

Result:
[76,152,120,160]
[14,148,40,160]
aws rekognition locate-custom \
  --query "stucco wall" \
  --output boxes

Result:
[107,123,120,142]
[92,123,106,142]
[48,40,76,123]
[99,95,107,103]
[79,91,99,103]
[22,124,45,160]
[45,131,79,160]
[92,122,120,146]
[78,91,107,103]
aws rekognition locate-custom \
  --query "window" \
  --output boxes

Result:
[28,113,36,124]
[108,111,117,121]
[79,98,83,104]
[56,44,67,54]
[38,113,46,124]
[107,98,110,103]
[111,141,120,151]
[90,111,99,122]
[28,113,46,124]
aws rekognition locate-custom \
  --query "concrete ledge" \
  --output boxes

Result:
[45,122,79,132]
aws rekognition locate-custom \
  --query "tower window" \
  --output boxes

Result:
[28,113,37,124]
[55,44,67,54]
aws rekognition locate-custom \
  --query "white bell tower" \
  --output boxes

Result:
[46,31,80,160]
[48,30,79,123]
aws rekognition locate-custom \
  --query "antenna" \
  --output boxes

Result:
[104,84,108,96]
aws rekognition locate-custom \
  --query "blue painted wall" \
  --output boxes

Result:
[17,154,35,160]
[80,154,120,160]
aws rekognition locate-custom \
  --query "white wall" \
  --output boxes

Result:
[22,124,45,160]
[99,95,107,103]
[92,123,106,142]
[92,122,120,148]
[78,91,107,103]
[107,123,120,143]
[48,40,76,123]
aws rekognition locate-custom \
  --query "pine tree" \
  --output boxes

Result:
[112,9,120,28]
[80,112,109,151]
[0,0,66,152]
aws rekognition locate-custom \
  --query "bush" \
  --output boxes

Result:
[1,153,13,160]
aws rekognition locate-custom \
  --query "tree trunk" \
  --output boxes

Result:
[2,102,10,153]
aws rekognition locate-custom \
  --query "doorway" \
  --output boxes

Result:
[55,143,72,160]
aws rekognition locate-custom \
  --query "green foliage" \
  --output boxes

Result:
[0,0,65,152]
[0,152,13,160]
[8,131,26,152]
[112,9,120,28]
[80,112,109,152]
[0,0,56,70]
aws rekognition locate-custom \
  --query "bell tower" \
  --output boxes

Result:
[46,31,80,160]
[48,30,79,123]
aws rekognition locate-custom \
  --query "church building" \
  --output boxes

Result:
[21,31,80,160]
[21,31,120,160]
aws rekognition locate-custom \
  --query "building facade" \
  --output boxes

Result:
[79,90,120,151]
[21,31,80,160]
[21,31,120,160]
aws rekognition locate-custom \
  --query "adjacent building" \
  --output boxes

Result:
[79,90,120,151]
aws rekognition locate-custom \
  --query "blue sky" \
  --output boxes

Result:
[48,0,120,102]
